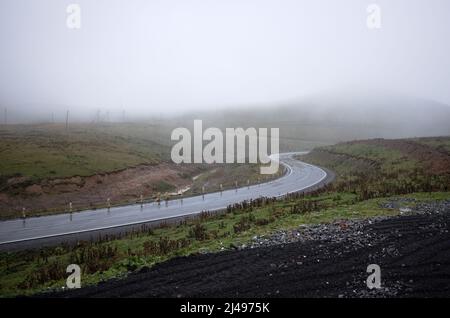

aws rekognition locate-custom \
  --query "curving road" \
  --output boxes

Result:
[0,153,331,249]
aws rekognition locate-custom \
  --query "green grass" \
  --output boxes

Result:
[315,142,418,175]
[1,136,449,297]
[187,163,281,195]
[413,136,450,154]
[0,122,284,219]
[301,138,450,199]
[0,123,169,181]
[1,191,448,297]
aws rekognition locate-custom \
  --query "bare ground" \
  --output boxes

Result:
[0,163,205,219]
[0,163,273,220]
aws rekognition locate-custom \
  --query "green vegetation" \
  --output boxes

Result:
[1,136,449,297]
[0,123,169,181]
[0,123,283,220]
[412,136,450,154]
[301,139,450,200]
[187,163,282,195]
[151,180,176,193]
[3,190,448,297]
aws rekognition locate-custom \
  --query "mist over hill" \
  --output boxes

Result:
[3,91,450,152]
[177,91,450,150]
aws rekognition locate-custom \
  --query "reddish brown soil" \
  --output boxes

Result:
[0,163,204,219]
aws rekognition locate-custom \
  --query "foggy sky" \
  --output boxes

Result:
[1,0,450,120]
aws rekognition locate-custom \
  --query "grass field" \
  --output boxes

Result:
[187,163,282,195]
[1,136,449,297]
[0,121,332,182]
[0,119,333,183]
[412,136,450,154]
[301,138,450,198]
[0,123,280,219]
[0,123,170,181]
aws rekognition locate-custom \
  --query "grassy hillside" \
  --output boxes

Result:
[0,123,170,181]
[1,136,449,296]
[301,137,450,199]
[412,136,450,154]
[0,123,280,219]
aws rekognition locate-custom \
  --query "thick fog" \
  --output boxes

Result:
[1,0,450,122]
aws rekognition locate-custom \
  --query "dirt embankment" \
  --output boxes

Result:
[0,163,204,219]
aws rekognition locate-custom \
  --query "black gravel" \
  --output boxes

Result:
[46,200,450,298]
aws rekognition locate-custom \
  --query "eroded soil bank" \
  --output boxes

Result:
[0,163,205,219]
[0,162,273,220]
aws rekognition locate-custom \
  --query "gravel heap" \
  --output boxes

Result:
[239,199,450,298]
[246,199,450,251]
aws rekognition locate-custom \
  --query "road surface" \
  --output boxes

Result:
[0,153,331,249]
